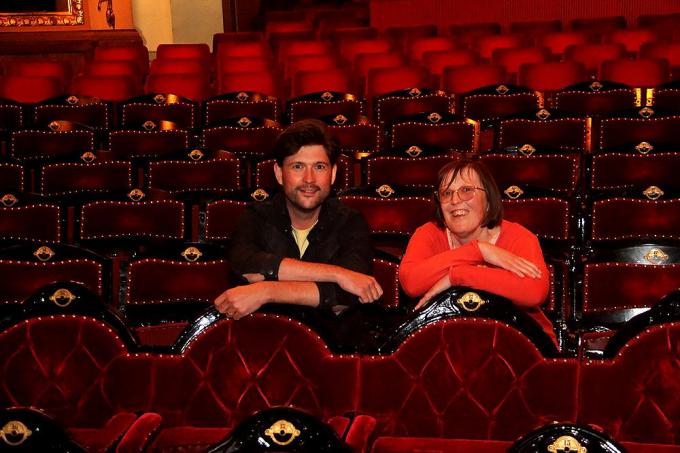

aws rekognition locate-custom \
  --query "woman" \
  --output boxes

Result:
[399,159,555,342]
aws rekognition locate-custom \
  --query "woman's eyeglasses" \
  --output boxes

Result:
[437,185,485,203]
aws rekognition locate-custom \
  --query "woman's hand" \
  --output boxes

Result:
[477,242,542,278]
[415,274,451,310]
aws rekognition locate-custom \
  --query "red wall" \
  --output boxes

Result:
[370,0,680,30]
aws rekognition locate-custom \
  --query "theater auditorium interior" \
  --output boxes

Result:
[1,0,680,451]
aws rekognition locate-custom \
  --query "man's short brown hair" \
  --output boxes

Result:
[273,119,340,166]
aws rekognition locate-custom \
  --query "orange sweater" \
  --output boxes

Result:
[399,220,555,343]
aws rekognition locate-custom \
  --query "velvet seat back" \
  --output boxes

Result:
[357,318,579,440]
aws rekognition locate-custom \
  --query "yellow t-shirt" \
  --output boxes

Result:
[292,224,315,257]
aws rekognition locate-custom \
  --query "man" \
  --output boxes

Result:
[214,119,383,319]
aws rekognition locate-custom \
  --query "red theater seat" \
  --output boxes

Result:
[590,152,680,192]
[109,129,190,160]
[83,60,141,80]
[481,152,580,196]
[78,197,186,245]
[6,60,71,92]
[218,71,281,98]
[408,37,457,62]
[10,127,95,162]
[604,28,661,55]
[0,195,62,243]
[356,318,578,440]
[497,115,591,152]
[340,38,392,63]
[204,92,279,126]
[0,244,105,308]
[365,67,430,103]
[476,33,528,60]
[441,64,506,94]
[93,44,150,75]
[285,54,338,82]
[391,115,478,153]
[579,322,680,444]
[375,89,452,132]
[120,93,198,130]
[493,46,551,79]
[598,114,680,152]
[292,68,353,98]
[149,58,207,77]
[564,43,626,77]
[338,188,432,257]
[448,22,501,48]
[148,150,241,194]
[461,85,542,123]
[591,197,680,242]
[365,154,454,188]
[126,244,231,345]
[145,73,212,102]
[600,59,671,88]
[38,160,133,197]
[328,118,381,157]
[0,161,24,194]
[553,82,638,117]
[0,75,63,104]
[71,75,140,102]
[423,49,479,85]
[202,118,282,159]
[156,43,211,61]
[541,31,591,56]
[287,91,363,124]
[519,61,588,93]
[385,24,437,47]
[32,95,111,131]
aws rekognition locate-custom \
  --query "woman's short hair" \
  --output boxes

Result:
[273,119,340,166]
[433,158,503,229]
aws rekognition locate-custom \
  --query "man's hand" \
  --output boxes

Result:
[335,268,383,303]
[214,282,271,320]
[415,274,451,310]
[477,242,542,278]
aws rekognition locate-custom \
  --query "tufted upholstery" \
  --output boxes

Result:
[0,316,140,451]
[579,322,680,444]
[0,306,592,452]
[358,319,578,440]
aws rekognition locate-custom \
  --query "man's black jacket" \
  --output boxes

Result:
[227,193,374,310]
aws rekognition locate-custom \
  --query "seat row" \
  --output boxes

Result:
[2,283,680,451]
[2,52,679,106]
[0,186,678,353]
